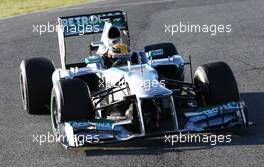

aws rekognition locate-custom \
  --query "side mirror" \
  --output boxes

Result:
[89,41,104,51]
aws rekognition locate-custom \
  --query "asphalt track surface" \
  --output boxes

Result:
[0,0,264,166]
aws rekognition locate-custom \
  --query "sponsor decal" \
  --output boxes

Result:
[148,49,164,57]
[199,102,239,115]
[70,119,113,130]
[61,11,126,35]
[62,15,100,35]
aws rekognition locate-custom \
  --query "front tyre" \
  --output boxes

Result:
[20,57,55,114]
[194,61,240,107]
[50,79,94,135]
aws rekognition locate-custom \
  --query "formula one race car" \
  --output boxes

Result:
[19,11,254,148]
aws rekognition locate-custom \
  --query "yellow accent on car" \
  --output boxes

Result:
[111,43,129,54]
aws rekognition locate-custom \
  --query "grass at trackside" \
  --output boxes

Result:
[0,0,92,18]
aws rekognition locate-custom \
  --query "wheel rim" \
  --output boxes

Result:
[51,95,59,136]
[20,73,27,111]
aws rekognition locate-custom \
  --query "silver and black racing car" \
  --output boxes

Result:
[19,11,254,148]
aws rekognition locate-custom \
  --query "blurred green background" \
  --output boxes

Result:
[0,0,92,18]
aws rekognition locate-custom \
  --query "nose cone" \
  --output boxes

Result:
[125,66,172,98]
[139,83,172,98]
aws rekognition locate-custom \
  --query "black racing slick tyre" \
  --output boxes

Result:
[144,43,178,59]
[50,79,94,135]
[20,57,55,114]
[194,61,240,107]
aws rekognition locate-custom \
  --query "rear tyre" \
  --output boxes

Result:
[19,57,55,114]
[51,79,94,135]
[144,43,178,59]
[194,61,240,107]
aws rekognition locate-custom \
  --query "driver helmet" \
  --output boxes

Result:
[108,43,130,58]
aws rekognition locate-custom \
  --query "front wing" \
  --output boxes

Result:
[56,101,254,148]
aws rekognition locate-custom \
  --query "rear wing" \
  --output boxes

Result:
[57,10,129,69]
